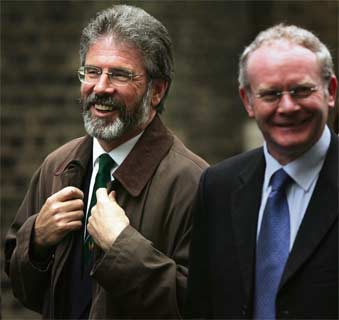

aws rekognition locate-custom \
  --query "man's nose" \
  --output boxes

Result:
[93,73,115,95]
[277,93,300,113]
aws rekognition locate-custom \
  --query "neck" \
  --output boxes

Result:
[268,144,313,165]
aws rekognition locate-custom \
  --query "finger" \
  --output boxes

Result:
[63,220,82,232]
[90,204,97,218]
[51,212,83,236]
[54,198,84,213]
[108,191,117,202]
[56,210,84,223]
[96,188,109,203]
[49,186,84,203]
[87,215,97,232]
[86,218,94,235]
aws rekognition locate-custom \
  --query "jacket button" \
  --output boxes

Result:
[241,305,248,317]
[281,309,289,317]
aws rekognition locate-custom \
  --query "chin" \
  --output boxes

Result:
[83,112,126,141]
[272,136,316,157]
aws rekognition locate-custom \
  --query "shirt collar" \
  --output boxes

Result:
[92,132,143,168]
[263,125,331,192]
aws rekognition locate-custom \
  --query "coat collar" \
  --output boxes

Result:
[53,116,173,197]
[54,135,93,176]
[113,115,173,197]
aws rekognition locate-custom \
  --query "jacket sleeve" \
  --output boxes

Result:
[184,169,212,318]
[91,162,200,319]
[92,223,191,318]
[4,166,52,314]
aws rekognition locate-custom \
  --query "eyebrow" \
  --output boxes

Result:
[257,82,316,91]
[107,67,133,74]
[84,65,133,72]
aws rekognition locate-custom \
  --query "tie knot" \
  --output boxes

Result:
[270,169,292,191]
[98,153,115,176]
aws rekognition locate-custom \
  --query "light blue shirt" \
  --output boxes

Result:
[257,126,331,251]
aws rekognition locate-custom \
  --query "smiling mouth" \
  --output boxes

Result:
[94,104,115,112]
[276,122,300,127]
[275,116,312,128]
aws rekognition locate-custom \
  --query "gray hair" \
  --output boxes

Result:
[80,5,174,113]
[238,23,334,91]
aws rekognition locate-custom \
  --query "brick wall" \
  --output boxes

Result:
[1,1,337,318]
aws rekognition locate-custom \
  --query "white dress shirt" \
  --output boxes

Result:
[257,126,331,251]
[84,133,143,238]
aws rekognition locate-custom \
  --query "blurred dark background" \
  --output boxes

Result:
[1,1,338,318]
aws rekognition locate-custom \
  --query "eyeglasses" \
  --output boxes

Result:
[254,85,318,103]
[77,65,144,87]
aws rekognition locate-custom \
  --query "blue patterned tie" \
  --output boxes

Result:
[83,154,115,264]
[254,168,292,319]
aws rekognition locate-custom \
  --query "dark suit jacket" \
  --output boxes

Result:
[186,133,338,319]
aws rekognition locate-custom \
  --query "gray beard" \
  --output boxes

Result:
[82,85,152,141]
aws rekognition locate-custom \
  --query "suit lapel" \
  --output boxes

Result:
[231,149,266,299]
[280,134,338,288]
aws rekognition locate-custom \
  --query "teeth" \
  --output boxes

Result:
[95,104,113,111]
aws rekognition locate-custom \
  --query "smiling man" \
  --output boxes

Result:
[186,24,338,319]
[5,5,208,319]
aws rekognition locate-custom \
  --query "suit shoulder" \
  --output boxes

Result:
[204,147,263,182]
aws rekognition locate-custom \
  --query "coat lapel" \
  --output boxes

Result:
[231,149,266,299]
[113,115,173,197]
[280,134,338,288]
[52,136,92,290]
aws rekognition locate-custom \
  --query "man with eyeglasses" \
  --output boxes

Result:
[186,24,338,319]
[5,5,208,319]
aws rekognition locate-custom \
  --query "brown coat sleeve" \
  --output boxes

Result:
[89,143,207,319]
[4,166,52,314]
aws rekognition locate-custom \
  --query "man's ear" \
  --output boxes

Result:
[327,75,338,109]
[151,80,168,108]
[239,87,255,118]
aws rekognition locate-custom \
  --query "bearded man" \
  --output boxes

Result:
[5,5,208,319]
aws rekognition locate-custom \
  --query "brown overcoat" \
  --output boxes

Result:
[5,116,208,319]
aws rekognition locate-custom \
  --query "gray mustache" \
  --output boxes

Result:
[82,94,125,112]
